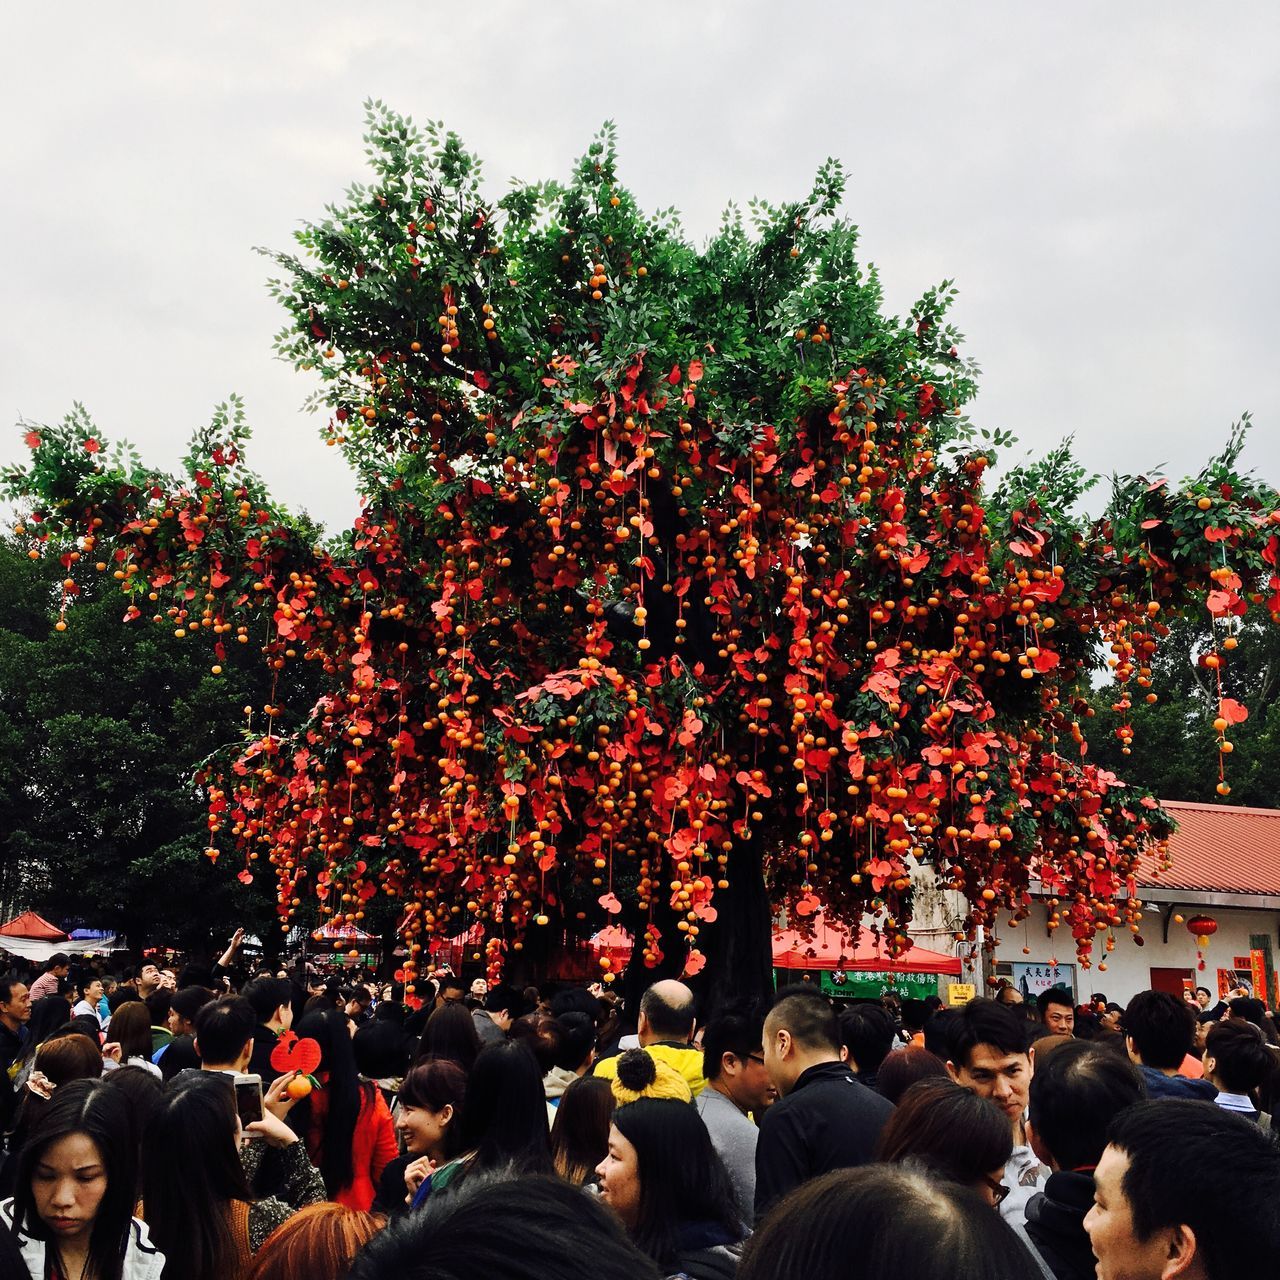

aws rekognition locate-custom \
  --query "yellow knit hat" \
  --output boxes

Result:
[610,1047,694,1105]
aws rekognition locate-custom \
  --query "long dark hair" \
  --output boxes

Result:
[451,1041,553,1179]
[550,1075,614,1184]
[291,1008,367,1195]
[876,1077,1013,1184]
[610,1098,743,1267]
[11,1079,139,1280]
[141,1070,253,1280]
[398,1060,467,1160]
[415,1002,481,1073]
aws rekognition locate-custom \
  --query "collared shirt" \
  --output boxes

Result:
[1214,1090,1257,1114]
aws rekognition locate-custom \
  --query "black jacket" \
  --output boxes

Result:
[1024,1170,1096,1280]
[753,1060,893,1221]
[248,1023,282,1084]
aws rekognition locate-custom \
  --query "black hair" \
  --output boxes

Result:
[100,1064,164,1194]
[415,1001,481,1073]
[899,998,929,1034]
[876,1077,1012,1183]
[1036,986,1074,1015]
[241,976,294,1025]
[944,998,1028,1069]
[169,985,214,1025]
[702,1010,765,1081]
[874,1045,949,1106]
[1122,990,1194,1070]
[550,987,604,1022]
[452,1041,553,1179]
[550,1075,615,1185]
[553,1011,598,1073]
[14,994,79,1071]
[141,1071,252,1280]
[1027,1039,1145,1170]
[73,970,102,998]
[177,963,215,990]
[353,1019,412,1080]
[638,983,696,1041]
[105,988,139,1015]
[144,989,172,1026]
[485,984,524,1017]
[1106,1099,1280,1279]
[921,1008,956,1061]
[11,1079,139,1280]
[1205,1019,1275,1095]
[192,995,256,1067]
[437,973,467,997]
[44,952,70,971]
[738,1165,1046,1280]
[1194,986,1212,999]
[767,987,839,1054]
[347,1172,660,1280]
[1,976,27,1005]
[611,1098,743,1267]
[292,1008,368,1195]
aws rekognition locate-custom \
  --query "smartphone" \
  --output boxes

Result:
[233,1073,264,1132]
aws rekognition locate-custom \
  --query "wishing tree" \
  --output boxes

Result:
[8,106,1279,1003]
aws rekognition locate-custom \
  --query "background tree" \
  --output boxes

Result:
[6,106,1279,1003]
[0,530,317,951]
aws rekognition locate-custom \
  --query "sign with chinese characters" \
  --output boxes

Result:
[775,969,939,1001]
[1009,962,1076,1001]
[947,983,976,1006]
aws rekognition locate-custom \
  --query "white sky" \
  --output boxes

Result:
[3,3,1278,533]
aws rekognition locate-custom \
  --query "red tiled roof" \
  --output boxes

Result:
[1135,800,1280,897]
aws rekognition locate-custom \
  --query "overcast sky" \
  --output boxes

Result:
[3,3,1278,534]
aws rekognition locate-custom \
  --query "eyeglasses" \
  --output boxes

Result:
[980,1174,1010,1207]
[747,1053,766,1066]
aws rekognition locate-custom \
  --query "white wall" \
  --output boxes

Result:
[988,900,1280,1005]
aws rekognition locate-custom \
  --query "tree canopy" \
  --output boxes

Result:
[7,104,1279,998]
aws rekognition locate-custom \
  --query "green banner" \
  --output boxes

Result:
[775,969,941,1000]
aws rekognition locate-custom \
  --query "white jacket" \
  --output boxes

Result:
[0,1198,165,1280]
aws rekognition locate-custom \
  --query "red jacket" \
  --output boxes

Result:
[307,1078,398,1211]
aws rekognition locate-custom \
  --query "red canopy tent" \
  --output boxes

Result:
[773,914,961,976]
[0,911,67,941]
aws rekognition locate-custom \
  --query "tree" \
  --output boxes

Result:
[0,532,315,951]
[6,106,1279,1003]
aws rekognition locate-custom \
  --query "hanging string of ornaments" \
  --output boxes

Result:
[7,106,1280,991]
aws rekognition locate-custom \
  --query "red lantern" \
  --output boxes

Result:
[1186,914,1218,947]
[1186,914,1218,971]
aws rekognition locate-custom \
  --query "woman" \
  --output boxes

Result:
[873,1044,948,1106]
[740,1165,1047,1280]
[550,1076,615,1187]
[373,1059,466,1216]
[876,1077,1013,1208]
[1,1078,164,1280]
[413,1002,481,1074]
[246,1203,383,1280]
[141,1070,325,1280]
[411,1041,552,1205]
[291,1009,397,1211]
[596,1097,744,1280]
[101,1003,162,1080]
[72,976,106,1030]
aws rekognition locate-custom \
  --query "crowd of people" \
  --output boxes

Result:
[0,937,1278,1280]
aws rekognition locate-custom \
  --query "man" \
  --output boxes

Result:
[753,986,893,1220]
[344,984,374,1025]
[594,980,706,1097]
[1021,1040,1146,1280]
[1201,1019,1274,1121]
[243,976,295,1081]
[1084,1099,1280,1280]
[1122,990,1215,1100]
[27,953,69,1001]
[1037,987,1075,1037]
[193,994,257,1074]
[0,978,32,1131]
[134,962,161,1001]
[696,1010,774,1222]
[838,1003,895,1091]
[946,997,1045,1221]
[996,982,1024,1007]
[472,984,521,1046]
